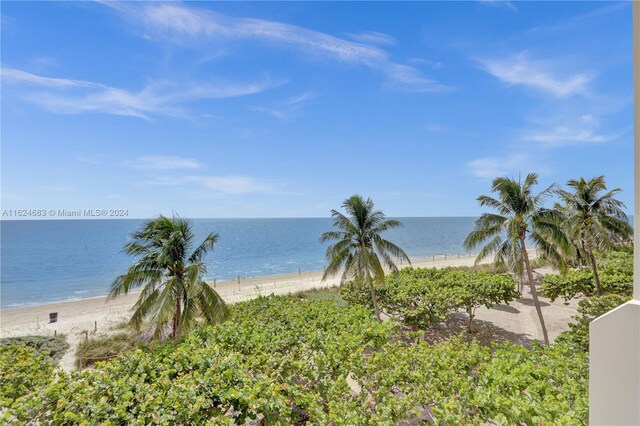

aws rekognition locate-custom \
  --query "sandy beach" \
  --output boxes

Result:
[1,251,556,370]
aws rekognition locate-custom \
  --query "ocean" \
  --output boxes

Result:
[0,217,476,308]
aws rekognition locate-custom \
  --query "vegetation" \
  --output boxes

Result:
[464,173,568,344]
[1,173,632,424]
[555,176,632,295]
[110,215,229,340]
[343,267,519,332]
[0,345,55,408]
[0,334,69,363]
[75,333,140,369]
[541,249,633,301]
[320,195,410,321]
[556,294,631,352]
[0,295,588,425]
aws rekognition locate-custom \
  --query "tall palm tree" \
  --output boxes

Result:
[464,173,568,344]
[320,195,410,321]
[553,202,589,267]
[110,216,229,340]
[556,176,633,296]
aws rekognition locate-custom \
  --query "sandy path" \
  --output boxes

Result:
[0,251,573,371]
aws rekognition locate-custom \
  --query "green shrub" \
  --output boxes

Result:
[352,337,588,425]
[540,249,633,301]
[0,334,69,363]
[0,345,55,410]
[556,294,631,352]
[343,268,519,331]
[0,295,589,425]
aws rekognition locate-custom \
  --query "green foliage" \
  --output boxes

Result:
[110,215,229,340]
[344,268,519,331]
[352,338,588,425]
[2,296,391,424]
[463,173,569,276]
[556,294,631,352]
[0,294,590,424]
[320,195,410,321]
[541,249,633,301]
[75,332,140,369]
[0,334,69,363]
[0,345,55,411]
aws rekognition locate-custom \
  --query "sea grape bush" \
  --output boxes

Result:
[343,268,519,331]
[1,295,588,424]
[0,335,69,363]
[556,294,631,352]
[353,338,588,425]
[1,297,391,424]
[541,249,633,301]
[0,345,55,408]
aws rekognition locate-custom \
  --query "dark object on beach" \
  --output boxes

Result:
[49,312,58,323]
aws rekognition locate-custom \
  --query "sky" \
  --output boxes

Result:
[0,1,634,218]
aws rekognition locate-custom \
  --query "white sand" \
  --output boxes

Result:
[1,251,564,371]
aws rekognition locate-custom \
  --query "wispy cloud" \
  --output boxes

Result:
[251,91,315,119]
[2,67,277,119]
[347,31,396,46]
[467,153,532,179]
[125,156,206,170]
[425,122,447,132]
[527,2,629,34]
[2,67,100,88]
[479,52,593,97]
[103,3,450,94]
[478,0,517,12]
[147,175,276,195]
[520,115,622,148]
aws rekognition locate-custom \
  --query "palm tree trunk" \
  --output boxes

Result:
[368,279,382,322]
[587,249,603,296]
[521,238,550,344]
[172,300,181,339]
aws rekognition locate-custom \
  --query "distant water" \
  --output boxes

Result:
[0,218,476,308]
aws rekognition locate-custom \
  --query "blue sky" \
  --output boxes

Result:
[1,1,634,218]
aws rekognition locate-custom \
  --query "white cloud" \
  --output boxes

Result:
[425,122,447,132]
[520,114,622,148]
[478,0,517,12]
[479,52,593,97]
[2,67,99,88]
[103,3,449,93]
[147,175,276,195]
[347,31,396,46]
[251,106,287,119]
[126,156,205,170]
[2,67,277,119]
[521,126,620,147]
[251,91,315,119]
[383,64,451,93]
[467,153,531,178]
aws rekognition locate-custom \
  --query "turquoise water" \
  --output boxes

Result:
[0,217,476,308]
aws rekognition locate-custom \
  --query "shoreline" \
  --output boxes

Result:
[0,250,539,371]
[0,251,537,329]
[0,252,498,312]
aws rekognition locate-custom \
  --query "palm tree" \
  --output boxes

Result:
[320,195,410,321]
[464,173,568,344]
[556,176,633,296]
[553,202,589,267]
[109,216,229,340]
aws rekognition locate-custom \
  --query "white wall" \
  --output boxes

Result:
[589,3,640,425]
[589,301,640,425]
